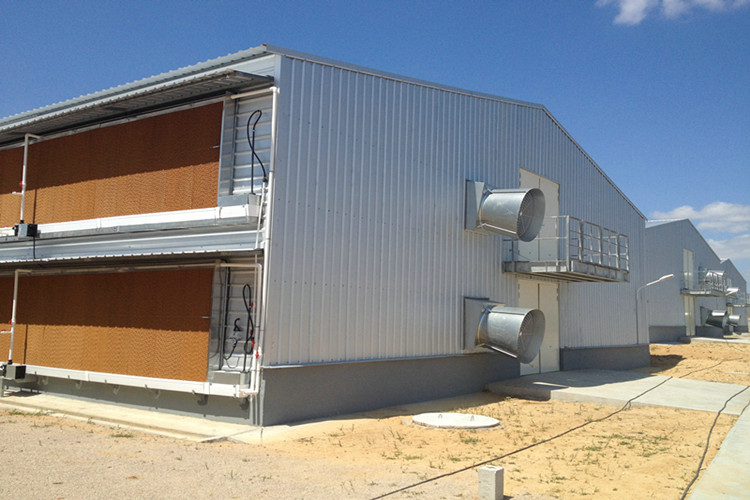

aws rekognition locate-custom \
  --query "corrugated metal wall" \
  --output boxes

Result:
[263,56,644,365]
[504,109,646,349]
[0,104,222,227]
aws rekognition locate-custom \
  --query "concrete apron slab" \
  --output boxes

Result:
[0,391,263,443]
[486,369,750,415]
[689,408,750,499]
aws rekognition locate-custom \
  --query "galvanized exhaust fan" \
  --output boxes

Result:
[465,180,546,242]
[464,298,546,363]
[701,308,740,329]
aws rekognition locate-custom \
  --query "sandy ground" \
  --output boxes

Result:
[1,340,749,500]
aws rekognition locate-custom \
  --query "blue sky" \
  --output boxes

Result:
[1,0,749,280]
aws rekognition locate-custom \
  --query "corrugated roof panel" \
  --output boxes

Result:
[0,70,273,146]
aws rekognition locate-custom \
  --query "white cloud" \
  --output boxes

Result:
[597,0,658,24]
[598,0,750,24]
[651,202,750,234]
[707,234,750,260]
[653,202,750,281]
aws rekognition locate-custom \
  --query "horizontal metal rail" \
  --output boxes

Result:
[505,215,629,274]
[681,269,726,296]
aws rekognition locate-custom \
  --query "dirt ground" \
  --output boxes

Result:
[1,340,749,500]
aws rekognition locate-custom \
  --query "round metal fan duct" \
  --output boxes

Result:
[478,188,546,242]
[727,314,740,327]
[477,306,545,364]
[705,310,728,329]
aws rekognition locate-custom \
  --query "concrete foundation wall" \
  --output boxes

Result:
[5,376,256,424]
[696,326,725,339]
[5,352,519,426]
[649,326,686,343]
[259,353,520,426]
[560,345,650,372]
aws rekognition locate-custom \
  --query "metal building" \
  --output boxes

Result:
[644,219,748,342]
[721,259,749,333]
[1,45,644,425]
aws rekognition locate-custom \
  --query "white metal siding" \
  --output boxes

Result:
[263,56,645,365]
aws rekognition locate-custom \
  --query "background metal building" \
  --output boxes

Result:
[644,219,748,342]
[2,46,646,425]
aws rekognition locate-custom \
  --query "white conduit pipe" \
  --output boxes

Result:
[19,134,40,223]
[248,86,278,398]
[229,86,278,398]
[1,269,30,364]
[230,87,274,100]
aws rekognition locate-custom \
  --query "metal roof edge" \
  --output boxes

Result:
[646,218,695,230]
[0,45,274,128]
[645,218,688,228]
[262,44,545,109]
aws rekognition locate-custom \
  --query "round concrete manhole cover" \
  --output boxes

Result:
[412,412,500,429]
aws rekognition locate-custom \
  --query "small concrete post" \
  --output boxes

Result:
[478,465,504,500]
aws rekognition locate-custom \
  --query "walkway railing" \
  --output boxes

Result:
[504,216,629,282]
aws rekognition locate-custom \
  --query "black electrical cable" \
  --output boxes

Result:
[370,376,675,500]
[246,110,267,195]
[677,357,743,378]
[219,267,237,367]
[223,333,240,368]
[679,385,750,500]
[372,348,750,500]
[241,283,255,372]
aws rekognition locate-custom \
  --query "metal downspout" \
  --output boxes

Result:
[1,269,29,364]
[19,134,40,223]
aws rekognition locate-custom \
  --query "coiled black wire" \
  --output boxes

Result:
[246,110,267,194]
[220,266,240,368]
[241,283,255,372]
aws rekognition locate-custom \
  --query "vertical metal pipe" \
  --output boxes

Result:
[269,86,278,175]
[19,134,40,223]
[250,85,279,395]
[7,269,21,364]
